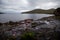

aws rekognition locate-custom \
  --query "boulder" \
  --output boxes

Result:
[54,8,60,16]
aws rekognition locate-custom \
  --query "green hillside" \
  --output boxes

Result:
[23,9,55,14]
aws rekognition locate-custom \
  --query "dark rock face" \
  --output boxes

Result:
[54,8,60,16]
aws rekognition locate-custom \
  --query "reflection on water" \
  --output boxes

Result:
[0,13,53,23]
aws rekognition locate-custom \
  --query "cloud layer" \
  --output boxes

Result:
[0,0,60,12]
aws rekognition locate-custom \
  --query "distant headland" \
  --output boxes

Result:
[22,8,55,14]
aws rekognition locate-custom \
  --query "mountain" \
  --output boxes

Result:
[23,9,55,14]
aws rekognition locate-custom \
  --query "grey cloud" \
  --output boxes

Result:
[28,0,60,8]
[0,0,2,4]
[0,0,60,12]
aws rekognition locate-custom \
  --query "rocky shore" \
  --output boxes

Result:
[0,16,60,40]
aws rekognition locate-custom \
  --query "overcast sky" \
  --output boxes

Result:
[0,0,60,12]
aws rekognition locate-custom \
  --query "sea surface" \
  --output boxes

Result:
[0,13,54,23]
